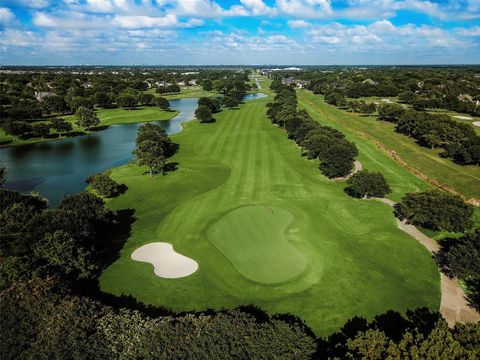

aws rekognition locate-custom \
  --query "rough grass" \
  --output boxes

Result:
[298,91,480,201]
[99,92,440,336]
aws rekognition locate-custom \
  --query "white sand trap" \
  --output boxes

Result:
[131,242,198,278]
[473,121,480,127]
[453,115,473,120]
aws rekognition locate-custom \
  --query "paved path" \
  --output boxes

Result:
[375,197,480,327]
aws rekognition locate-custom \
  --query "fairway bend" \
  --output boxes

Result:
[375,197,480,327]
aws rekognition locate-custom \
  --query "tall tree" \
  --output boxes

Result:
[75,107,100,128]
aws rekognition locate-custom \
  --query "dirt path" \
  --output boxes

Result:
[375,198,480,327]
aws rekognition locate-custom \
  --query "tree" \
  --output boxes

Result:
[1,121,33,138]
[41,95,68,115]
[133,140,167,177]
[94,92,113,108]
[0,167,5,187]
[116,94,138,109]
[346,170,391,198]
[202,79,213,91]
[138,93,154,106]
[378,103,404,122]
[223,96,239,109]
[0,203,42,256]
[31,123,51,138]
[198,97,221,113]
[398,190,474,232]
[33,230,95,278]
[135,123,174,156]
[86,173,123,198]
[359,102,376,116]
[50,118,73,134]
[195,105,214,123]
[75,106,100,128]
[154,96,170,110]
[437,230,480,282]
[320,143,357,178]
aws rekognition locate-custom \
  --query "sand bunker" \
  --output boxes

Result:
[472,121,480,127]
[453,115,473,120]
[131,242,198,278]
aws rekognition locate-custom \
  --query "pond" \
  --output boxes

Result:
[1,93,267,206]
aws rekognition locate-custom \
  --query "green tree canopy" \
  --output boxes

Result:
[75,106,100,128]
[346,170,391,198]
[398,190,474,232]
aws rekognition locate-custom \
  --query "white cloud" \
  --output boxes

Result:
[455,26,480,36]
[276,0,333,18]
[112,14,179,28]
[0,7,15,24]
[33,11,111,29]
[240,0,274,15]
[288,19,310,28]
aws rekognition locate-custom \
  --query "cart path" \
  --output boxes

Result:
[375,197,480,327]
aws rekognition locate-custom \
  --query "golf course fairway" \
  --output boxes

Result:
[99,93,440,336]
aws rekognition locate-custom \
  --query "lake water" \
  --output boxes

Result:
[0,93,267,206]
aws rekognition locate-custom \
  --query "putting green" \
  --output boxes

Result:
[207,205,307,284]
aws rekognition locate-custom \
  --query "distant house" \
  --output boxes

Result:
[282,77,296,86]
[281,77,308,88]
[362,78,377,85]
[35,91,56,101]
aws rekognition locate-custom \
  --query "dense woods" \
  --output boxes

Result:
[267,80,358,178]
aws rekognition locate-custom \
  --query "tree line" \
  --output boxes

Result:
[323,93,480,166]
[267,80,358,178]
[0,68,250,144]
[304,67,480,117]
[195,74,250,123]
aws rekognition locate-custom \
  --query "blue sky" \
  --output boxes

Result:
[0,1,479,65]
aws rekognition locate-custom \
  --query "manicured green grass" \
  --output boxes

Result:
[0,106,177,147]
[207,205,307,284]
[100,93,440,336]
[298,91,480,201]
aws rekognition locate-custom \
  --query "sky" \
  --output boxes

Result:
[0,0,479,65]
